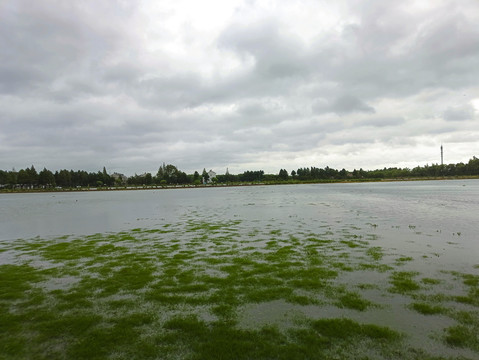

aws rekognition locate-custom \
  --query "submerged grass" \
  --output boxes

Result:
[410,302,446,315]
[1,219,478,359]
[389,271,421,293]
[336,291,373,311]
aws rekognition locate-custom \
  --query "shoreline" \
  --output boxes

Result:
[1,175,478,194]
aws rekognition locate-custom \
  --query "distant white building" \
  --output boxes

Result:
[202,170,217,184]
[207,170,216,180]
[111,172,127,184]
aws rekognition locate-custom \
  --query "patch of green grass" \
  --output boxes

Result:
[366,246,383,261]
[455,292,479,307]
[453,310,479,326]
[311,318,400,341]
[463,274,479,287]
[452,273,479,306]
[336,291,372,311]
[413,293,448,303]
[285,267,337,291]
[421,277,441,285]
[305,237,333,246]
[340,240,362,248]
[444,325,479,350]
[211,304,236,318]
[331,261,354,271]
[65,318,157,359]
[107,298,137,310]
[389,271,420,293]
[396,256,413,264]
[245,287,293,303]
[286,294,319,305]
[410,302,446,315]
[265,246,297,261]
[0,264,44,301]
[187,220,241,233]
[162,317,287,360]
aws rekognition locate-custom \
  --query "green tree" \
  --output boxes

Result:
[55,170,72,187]
[100,167,113,186]
[164,164,179,184]
[26,166,38,186]
[38,168,56,187]
[278,169,289,180]
[17,169,28,186]
[202,168,209,184]
[144,173,153,185]
[0,170,7,185]
[156,163,166,183]
[466,156,479,175]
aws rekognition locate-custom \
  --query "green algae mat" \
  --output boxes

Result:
[1,218,478,359]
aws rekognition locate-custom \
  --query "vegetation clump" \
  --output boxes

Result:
[311,318,400,341]
[389,271,421,293]
[410,302,445,315]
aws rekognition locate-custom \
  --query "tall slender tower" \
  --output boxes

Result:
[441,144,443,166]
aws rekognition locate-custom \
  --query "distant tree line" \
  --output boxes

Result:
[0,166,115,189]
[1,157,478,190]
[277,157,479,182]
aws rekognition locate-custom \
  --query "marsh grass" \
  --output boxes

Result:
[422,277,442,285]
[389,271,421,293]
[366,246,383,261]
[336,291,372,311]
[1,219,478,359]
[410,302,446,315]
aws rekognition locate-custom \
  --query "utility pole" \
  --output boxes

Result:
[441,144,443,166]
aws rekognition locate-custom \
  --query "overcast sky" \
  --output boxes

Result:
[1,0,479,176]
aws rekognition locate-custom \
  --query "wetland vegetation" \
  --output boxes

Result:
[1,220,478,359]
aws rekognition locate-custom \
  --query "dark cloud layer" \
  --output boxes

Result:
[1,0,478,174]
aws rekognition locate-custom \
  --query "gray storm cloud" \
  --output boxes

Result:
[1,0,478,174]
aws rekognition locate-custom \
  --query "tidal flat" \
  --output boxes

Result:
[1,182,478,359]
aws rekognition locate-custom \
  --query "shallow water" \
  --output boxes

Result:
[1,180,478,263]
[1,180,479,358]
